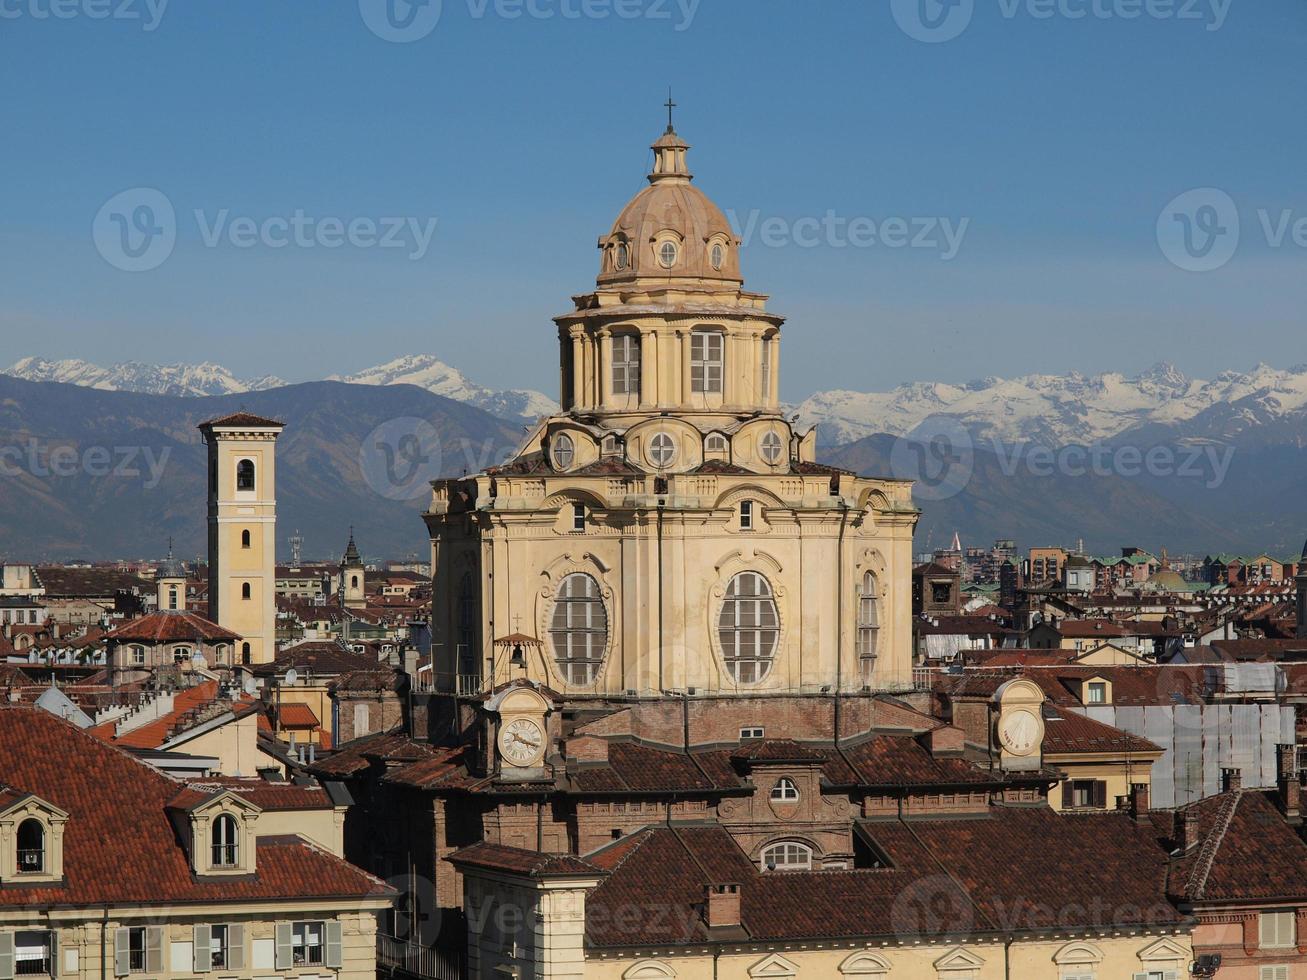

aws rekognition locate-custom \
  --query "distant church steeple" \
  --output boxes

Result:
[341,528,365,610]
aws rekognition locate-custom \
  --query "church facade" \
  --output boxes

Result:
[425,124,918,699]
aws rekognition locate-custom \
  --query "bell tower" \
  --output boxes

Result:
[340,529,366,610]
[200,412,284,665]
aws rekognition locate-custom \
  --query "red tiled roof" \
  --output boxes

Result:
[448,842,603,879]
[307,731,441,778]
[103,610,240,644]
[170,778,333,812]
[252,641,378,677]
[88,680,258,750]
[273,702,321,729]
[1056,619,1135,639]
[1042,709,1163,756]
[0,706,393,908]
[198,411,284,430]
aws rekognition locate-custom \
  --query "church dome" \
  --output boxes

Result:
[597,126,742,286]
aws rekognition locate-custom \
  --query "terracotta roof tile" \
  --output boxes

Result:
[103,610,240,644]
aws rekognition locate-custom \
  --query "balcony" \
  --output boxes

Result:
[377,935,464,980]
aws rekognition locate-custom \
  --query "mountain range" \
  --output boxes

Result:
[3,357,1307,558]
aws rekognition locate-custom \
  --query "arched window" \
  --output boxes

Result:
[770,778,800,802]
[350,575,359,589]
[457,572,478,675]
[549,573,608,685]
[241,642,251,665]
[858,572,879,661]
[241,529,251,549]
[705,433,728,453]
[168,586,179,610]
[612,334,641,397]
[760,841,812,871]
[129,644,147,666]
[236,459,255,492]
[211,814,239,867]
[718,572,779,684]
[241,582,252,600]
[173,647,192,664]
[16,819,44,873]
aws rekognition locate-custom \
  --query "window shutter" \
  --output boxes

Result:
[145,928,162,974]
[1095,781,1108,809]
[113,929,131,977]
[325,921,343,969]
[192,926,210,974]
[274,924,292,971]
[226,925,244,972]
[0,933,13,980]
[1062,781,1073,808]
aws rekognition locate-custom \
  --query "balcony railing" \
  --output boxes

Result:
[377,935,463,980]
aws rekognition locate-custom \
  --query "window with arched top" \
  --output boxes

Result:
[241,529,251,549]
[16,818,44,874]
[168,586,179,610]
[858,572,880,662]
[241,582,252,600]
[770,778,799,802]
[350,575,359,589]
[705,433,728,453]
[241,642,251,665]
[760,841,812,871]
[549,573,608,685]
[719,572,779,684]
[211,814,239,868]
[236,459,255,492]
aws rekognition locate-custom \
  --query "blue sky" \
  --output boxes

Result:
[2,0,1305,401]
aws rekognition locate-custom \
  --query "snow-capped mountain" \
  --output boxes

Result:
[4,357,285,398]
[330,354,557,422]
[795,362,1307,446]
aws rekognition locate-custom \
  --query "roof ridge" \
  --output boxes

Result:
[1187,791,1242,899]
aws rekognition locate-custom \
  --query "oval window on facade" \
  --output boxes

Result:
[552,433,575,470]
[718,571,779,683]
[550,573,608,685]
[647,432,677,469]
[614,242,629,270]
[658,241,678,269]
[710,242,725,270]
[760,431,784,465]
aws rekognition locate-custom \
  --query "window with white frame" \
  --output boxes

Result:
[658,240,678,268]
[16,819,44,874]
[718,571,779,684]
[1262,911,1296,948]
[572,502,586,533]
[761,841,812,871]
[759,431,784,465]
[1259,967,1290,980]
[129,644,146,665]
[740,726,765,739]
[690,332,724,394]
[550,573,608,685]
[612,334,641,397]
[292,922,324,965]
[13,931,52,977]
[739,500,754,531]
[551,433,575,470]
[1087,682,1107,704]
[194,923,242,972]
[705,433,727,453]
[770,778,800,802]
[115,925,163,975]
[1130,972,1179,980]
[648,433,676,469]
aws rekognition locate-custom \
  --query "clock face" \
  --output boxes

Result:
[999,709,1041,756]
[499,717,545,767]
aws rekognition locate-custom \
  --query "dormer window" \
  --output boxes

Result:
[710,242,725,270]
[761,840,812,871]
[211,813,239,868]
[770,778,800,802]
[16,819,43,873]
[551,433,575,471]
[1087,682,1107,704]
[614,241,629,271]
[760,431,784,465]
[658,240,678,268]
[705,433,727,453]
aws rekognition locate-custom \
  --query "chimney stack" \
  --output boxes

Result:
[704,884,741,930]
[1279,744,1302,823]
[1130,782,1150,822]
[1222,768,1242,793]
[1176,808,1201,852]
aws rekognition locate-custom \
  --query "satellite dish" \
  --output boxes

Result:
[283,667,298,686]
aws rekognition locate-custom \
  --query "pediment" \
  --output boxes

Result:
[934,947,986,970]
[748,953,799,978]
[839,949,891,975]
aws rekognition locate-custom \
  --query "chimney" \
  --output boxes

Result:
[1279,744,1302,823]
[1130,782,1150,822]
[1176,808,1201,852]
[1222,768,1242,793]
[704,884,741,929]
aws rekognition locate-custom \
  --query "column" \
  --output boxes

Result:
[640,330,657,409]
[570,330,584,410]
[768,336,781,409]
[598,330,613,410]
